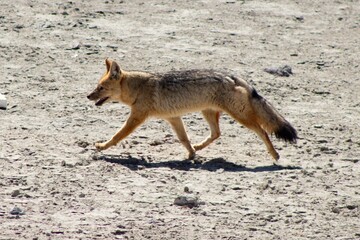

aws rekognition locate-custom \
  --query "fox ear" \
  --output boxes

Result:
[110,61,121,79]
[105,58,112,72]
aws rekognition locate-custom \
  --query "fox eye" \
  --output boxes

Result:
[99,86,104,91]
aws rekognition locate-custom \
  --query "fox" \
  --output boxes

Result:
[87,59,297,161]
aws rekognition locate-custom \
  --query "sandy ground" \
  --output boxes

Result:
[1,0,360,239]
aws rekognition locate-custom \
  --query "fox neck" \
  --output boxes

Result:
[119,70,152,106]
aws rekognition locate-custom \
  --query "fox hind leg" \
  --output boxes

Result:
[193,109,221,151]
[166,117,196,159]
[228,110,280,160]
[250,124,280,160]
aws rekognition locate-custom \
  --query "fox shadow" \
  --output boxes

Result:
[93,154,302,172]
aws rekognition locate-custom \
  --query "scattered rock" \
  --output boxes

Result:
[112,225,128,235]
[10,206,25,216]
[113,229,127,235]
[174,196,204,208]
[149,140,163,146]
[69,41,81,50]
[11,189,21,197]
[0,93,7,110]
[13,24,25,32]
[313,90,330,95]
[259,180,273,191]
[332,207,340,214]
[60,160,75,167]
[294,16,304,22]
[107,45,118,51]
[341,158,359,163]
[346,204,358,210]
[320,146,330,152]
[76,140,90,148]
[264,65,293,77]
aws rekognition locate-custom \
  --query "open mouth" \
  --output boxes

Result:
[95,97,109,106]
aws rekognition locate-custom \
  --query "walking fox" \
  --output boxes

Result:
[87,59,297,160]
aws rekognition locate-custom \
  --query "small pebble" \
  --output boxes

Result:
[332,207,340,214]
[10,206,25,215]
[174,196,204,208]
[0,93,7,110]
[294,16,304,22]
[264,65,293,77]
[11,189,21,197]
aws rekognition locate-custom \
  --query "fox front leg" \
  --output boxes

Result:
[95,111,147,151]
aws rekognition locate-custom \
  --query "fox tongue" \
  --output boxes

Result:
[95,97,109,106]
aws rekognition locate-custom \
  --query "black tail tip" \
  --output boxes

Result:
[251,88,263,99]
[275,122,298,143]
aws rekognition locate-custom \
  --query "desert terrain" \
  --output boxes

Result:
[1,0,359,239]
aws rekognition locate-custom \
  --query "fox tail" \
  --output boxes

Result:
[251,88,298,143]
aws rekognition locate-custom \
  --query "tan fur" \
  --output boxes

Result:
[87,59,297,161]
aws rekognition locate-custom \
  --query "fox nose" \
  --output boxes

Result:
[87,94,91,100]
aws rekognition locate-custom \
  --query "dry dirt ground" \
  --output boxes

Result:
[1,0,360,239]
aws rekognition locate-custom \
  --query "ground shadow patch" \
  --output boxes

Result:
[93,154,302,172]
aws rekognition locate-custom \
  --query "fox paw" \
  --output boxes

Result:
[193,144,203,151]
[187,151,196,160]
[95,142,109,151]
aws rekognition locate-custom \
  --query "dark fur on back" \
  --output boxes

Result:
[275,122,298,143]
[158,69,224,84]
[154,69,235,93]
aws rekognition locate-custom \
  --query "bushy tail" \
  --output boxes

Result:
[251,88,298,143]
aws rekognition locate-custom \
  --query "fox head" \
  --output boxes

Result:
[87,59,122,106]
